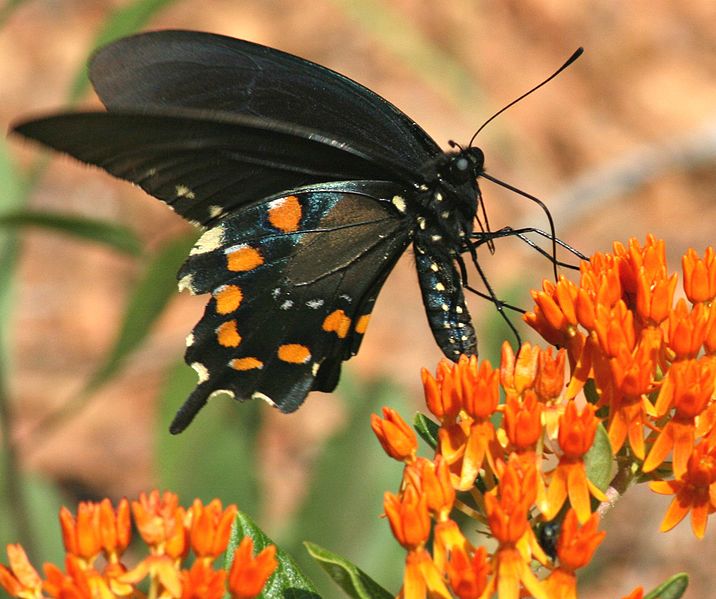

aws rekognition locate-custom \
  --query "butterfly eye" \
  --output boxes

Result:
[443,154,474,183]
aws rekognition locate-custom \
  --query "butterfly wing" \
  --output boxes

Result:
[13,111,400,226]
[170,180,412,433]
[88,30,442,173]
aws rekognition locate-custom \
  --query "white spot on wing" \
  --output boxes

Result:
[306,299,324,309]
[224,243,250,256]
[435,282,446,291]
[178,274,196,294]
[269,197,288,209]
[191,226,225,255]
[280,300,294,310]
[175,184,196,200]
[191,362,209,383]
[185,333,195,347]
[312,362,321,375]
[208,205,224,218]
[209,389,235,400]
[252,391,276,407]
[391,195,407,213]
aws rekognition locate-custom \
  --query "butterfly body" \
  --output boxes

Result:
[13,31,489,432]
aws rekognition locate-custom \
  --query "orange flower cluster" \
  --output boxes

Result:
[0,491,277,599]
[527,236,716,537]
[372,344,612,599]
[372,237,711,598]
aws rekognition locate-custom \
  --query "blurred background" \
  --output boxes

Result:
[1,0,715,596]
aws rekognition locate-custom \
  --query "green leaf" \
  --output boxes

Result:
[645,573,689,599]
[68,0,179,103]
[413,412,439,450]
[0,210,142,256]
[85,233,197,392]
[585,422,614,492]
[305,542,393,599]
[228,510,320,599]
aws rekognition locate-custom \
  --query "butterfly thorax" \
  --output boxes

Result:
[410,146,485,256]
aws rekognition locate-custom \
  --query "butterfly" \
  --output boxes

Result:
[12,30,581,433]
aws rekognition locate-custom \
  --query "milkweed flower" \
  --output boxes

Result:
[377,237,716,599]
[227,537,278,599]
[649,440,716,539]
[371,406,418,462]
[0,544,42,598]
[543,401,607,523]
[0,492,275,599]
[543,510,606,599]
[526,236,716,531]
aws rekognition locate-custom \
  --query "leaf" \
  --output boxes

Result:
[228,510,320,599]
[304,542,393,599]
[84,233,197,392]
[645,573,688,599]
[585,422,613,491]
[0,210,142,256]
[68,0,180,103]
[413,412,439,450]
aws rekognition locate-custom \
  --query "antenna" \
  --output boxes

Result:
[468,47,583,147]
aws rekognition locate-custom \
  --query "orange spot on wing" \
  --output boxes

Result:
[268,195,302,232]
[355,314,371,334]
[226,245,264,272]
[230,357,263,371]
[278,343,311,364]
[322,309,351,338]
[214,285,243,314]
[216,320,242,347]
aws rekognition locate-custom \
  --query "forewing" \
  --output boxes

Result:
[13,111,393,226]
[89,30,441,173]
[170,181,412,433]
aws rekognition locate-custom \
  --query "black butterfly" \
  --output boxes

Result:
[12,31,580,433]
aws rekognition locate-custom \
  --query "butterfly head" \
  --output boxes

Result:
[442,143,485,185]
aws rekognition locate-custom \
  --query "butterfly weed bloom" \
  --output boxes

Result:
[373,237,715,597]
[374,345,611,599]
[525,235,716,536]
[0,491,276,599]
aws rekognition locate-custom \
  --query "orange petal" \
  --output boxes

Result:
[642,422,675,473]
[566,464,591,524]
[659,497,689,532]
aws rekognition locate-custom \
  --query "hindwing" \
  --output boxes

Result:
[170,181,412,433]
